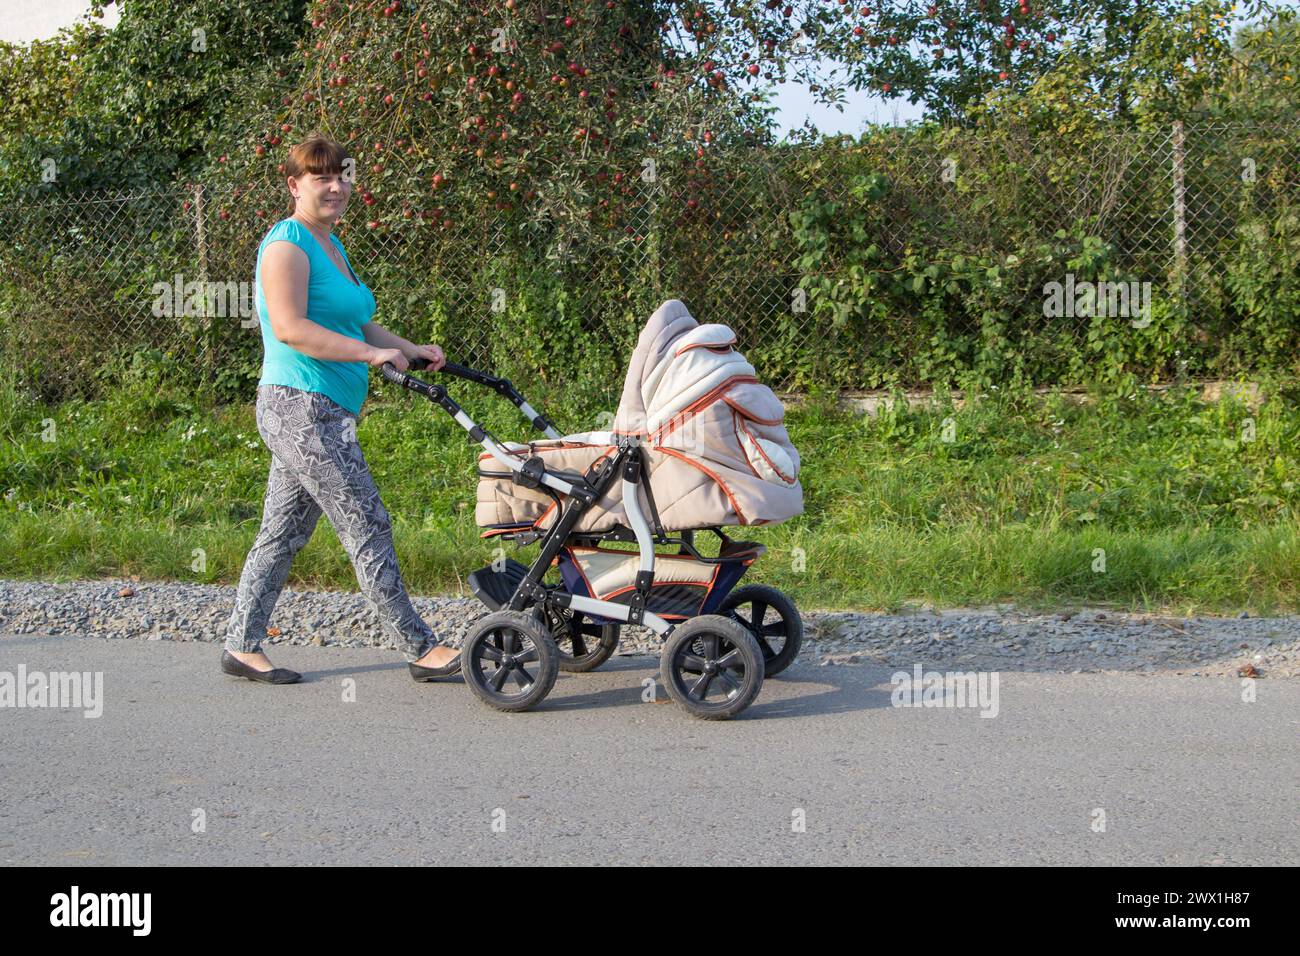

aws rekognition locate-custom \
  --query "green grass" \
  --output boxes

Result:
[1,364,1297,615]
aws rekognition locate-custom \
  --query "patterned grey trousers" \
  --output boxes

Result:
[224,384,438,662]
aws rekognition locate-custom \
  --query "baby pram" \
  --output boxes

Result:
[382,299,804,719]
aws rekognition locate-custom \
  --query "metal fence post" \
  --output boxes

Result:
[1171,120,1187,314]
[193,182,209,285]
[190,182,212,354]
[649,181,661,297]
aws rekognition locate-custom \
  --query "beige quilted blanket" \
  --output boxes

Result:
[476,299,804,532]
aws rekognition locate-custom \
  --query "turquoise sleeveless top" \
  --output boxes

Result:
[255,218,376,415]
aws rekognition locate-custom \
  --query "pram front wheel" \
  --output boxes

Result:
[461,611,559,713]
[541,602,620,673]
[717,584,803,678]
[659,615,764,720]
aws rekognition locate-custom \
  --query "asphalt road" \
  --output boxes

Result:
[1,633,1296,866]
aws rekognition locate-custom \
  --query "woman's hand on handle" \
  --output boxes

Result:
[408,343,446,372]
[368,347,408,372]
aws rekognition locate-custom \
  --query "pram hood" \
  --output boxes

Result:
[478,299,803,532]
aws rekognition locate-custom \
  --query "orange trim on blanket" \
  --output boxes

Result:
[674,336,735,357]
[733,408,764,481]
[739,418,797,485]
[560,545,688,606]
[532,500,557,529]
[652,374,759,443]
[653,445,748,525]
[479,526,530,538]
[565,544,640,555]
[526,446,618,530]
[723,394,784,426]
[601,582,708,614]
[564,544,720,608]
[600,561,719,616]
[477,441,618,464]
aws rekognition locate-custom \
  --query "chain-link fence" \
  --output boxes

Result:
[1,118,1297,404]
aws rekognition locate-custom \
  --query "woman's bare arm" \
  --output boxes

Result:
[361,320,417,356]
[260,241,390,363]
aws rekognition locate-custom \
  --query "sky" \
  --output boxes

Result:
[0,0,122,45]
[756,0,1298,137]
[0,0,1291,140]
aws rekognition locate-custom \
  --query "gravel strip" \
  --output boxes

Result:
[0,578,1295,678]
[805,605,1298,678]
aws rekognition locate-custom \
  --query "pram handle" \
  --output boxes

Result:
[385,357,561,440]
[407,356,473,379]
[379,361,412,387]
[399,354,472,377]
[378,360,596,503]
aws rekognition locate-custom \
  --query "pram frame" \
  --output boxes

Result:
[380,360,677,636]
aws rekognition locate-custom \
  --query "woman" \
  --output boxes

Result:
[221,132,460,685]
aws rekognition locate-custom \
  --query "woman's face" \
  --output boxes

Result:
[289,169,352,224]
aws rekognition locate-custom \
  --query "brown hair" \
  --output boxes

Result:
[284,132,351,214]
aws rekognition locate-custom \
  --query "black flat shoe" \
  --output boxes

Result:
[408,653,462,682]
[221,649,302,685]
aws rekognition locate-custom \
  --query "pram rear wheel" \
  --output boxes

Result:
[718,584,803,678]
[542,604,620,673]
[461,611,559,713]
[659,615,764,720]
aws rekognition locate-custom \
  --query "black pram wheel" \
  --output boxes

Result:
[659,615,764,720]
[717,584,803,678]
[461,611,559,712]
[541,602,620,673]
